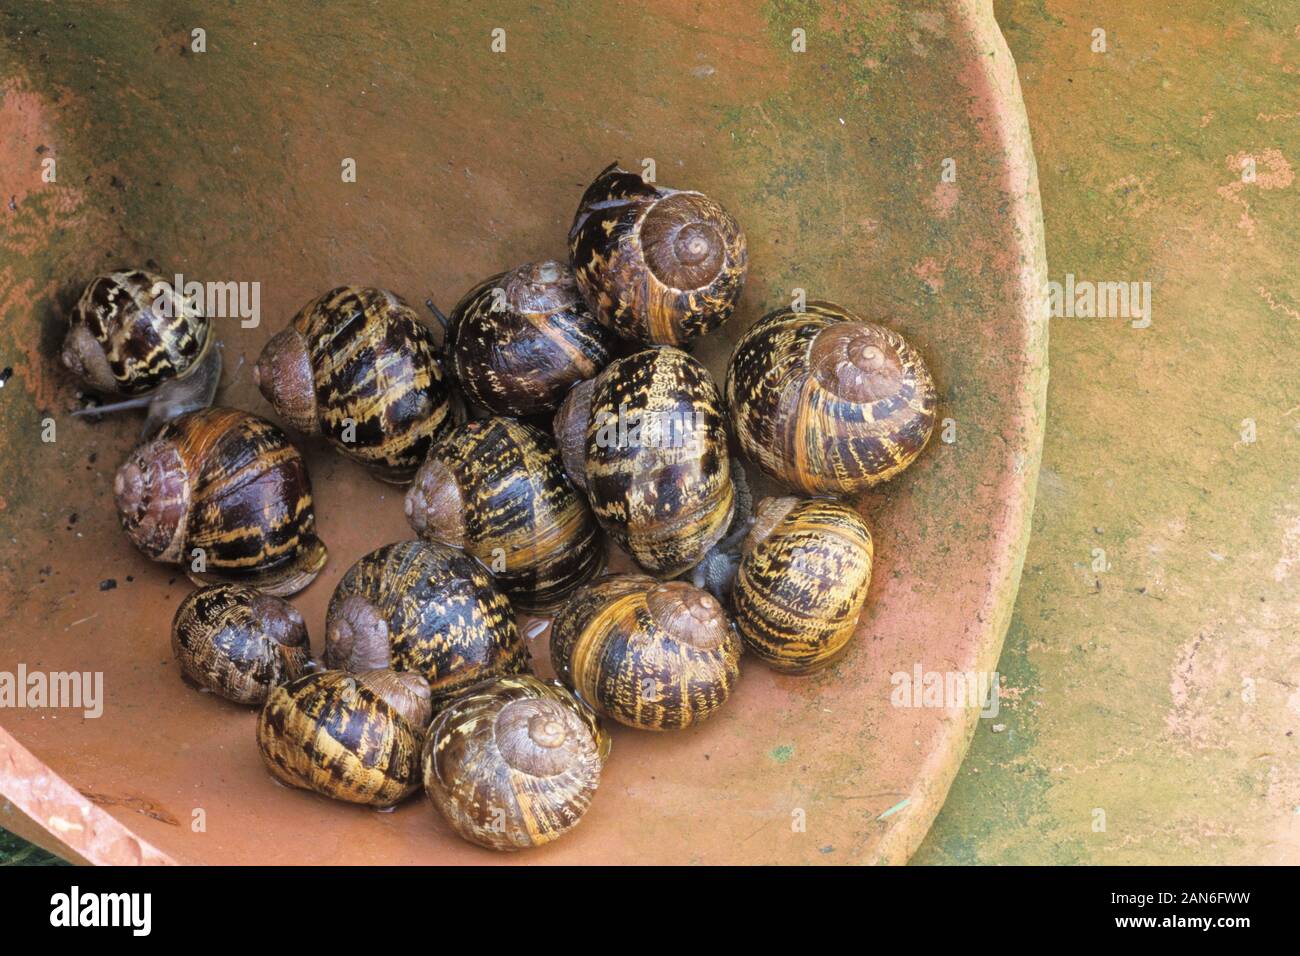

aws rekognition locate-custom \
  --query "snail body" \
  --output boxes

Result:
[554,347,734,577]
[324,540,528,708]
[725,301,937,495]
[405,417,603,611]
[446,261,616,417]
[551,575,740,730]
[257,668,432,807]
[62,270,221,435]
[423,674,608,851]
[113,407,327,596]
[171,583,311,704]
[569,163,747,345]
[255,286,454,482]
[732,497,874,673]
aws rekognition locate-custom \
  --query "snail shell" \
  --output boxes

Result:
[257,668,432,807]
[554,347,734,577]
[569,162,748,345]
[62,270,221,435]
[423,674,608,851]
[725,301,937,495]
[405,417,604,611]
[113,407,328,596]
[171,583,311,704]
[254,286,455,482]
[551,575,740,730]
[732,497,874,673]
[324,540,529,708]
[446,260,616,417]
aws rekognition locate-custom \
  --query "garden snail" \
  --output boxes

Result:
[113,407,328,596]
[423,674,608,851]
[569,162,748,346]
[405,417,603,611]
[62,270,222,435]
[257,668,432,807]
[551,574,741,730]
[725,301,937,495]
[553,347,734,577]
[323,540,529,708]
[254,286,454,482]
[732,497,874,673]
[171,583,311,704]
[446,260,616,417]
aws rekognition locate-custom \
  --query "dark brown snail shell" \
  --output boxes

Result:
[171,583,311,704]
[323,540,529,708]
[62,270,221,435]
[446,260,616,417]
[569,163,747,346]
[551,574,740,730]
[404,417,604,611]
[257,668,432,807]
[732,496,874,673]
[423,674,608,851]
[254,286,455,483]
[113,407,328,596]
[725,301,937,495]
[553,347,734,577]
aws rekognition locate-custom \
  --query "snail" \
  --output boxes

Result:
[62,270,222,436]
[568,162,748,346]
[731,497,874,673]
[423,674,608,851]
[405,417,603,611]
[171,583,311,704]
[445,260,616,417]
[257,668,432,807]
[323,540,529,708]
[254,286,455,483]
[553,347,734,577]
[113,407,328,596]
[551,575,741,730]
[725,301,937,495]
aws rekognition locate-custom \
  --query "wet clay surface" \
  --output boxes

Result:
[0,1,1045,863]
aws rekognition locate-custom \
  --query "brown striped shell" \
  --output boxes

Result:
[254,286,455,483]
[446,261,616,417]
[171,583,311,704]
[568,163,747,346]
[551,574,740,730]
[404,417,604,611]
[323,540,529,709]
[257,668,433,807]
[554,347,734,577]
[732,497,874,673]
[113,407,328,596]
[725,301,937,495]
[423,674,608,851]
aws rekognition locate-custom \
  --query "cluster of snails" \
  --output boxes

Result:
[61,161,937,852]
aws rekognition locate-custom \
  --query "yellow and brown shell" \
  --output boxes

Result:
[551,574,741,730]
[404,417,604,611]
[257,668,432,807]
[323,540,529,708]
[725,301,937,496]
[732,497,874,673]
[557,347,734,577]
[113,407,328,596]
[171,583,311,704]
[423,674,608,851]
[254,286,455,483]
[568,162,747,346]
[446,261,616,417]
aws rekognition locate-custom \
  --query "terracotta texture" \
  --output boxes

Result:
[0,0,1046,864]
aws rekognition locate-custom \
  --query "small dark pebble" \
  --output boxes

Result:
[167,577,176,585]
[36,144,47,154]
[67,513,78,525]
[88,452,97,463]
[126,575,134,582]
[99,578,117,591]
[109,175,125,189]
[0,366,12,386]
